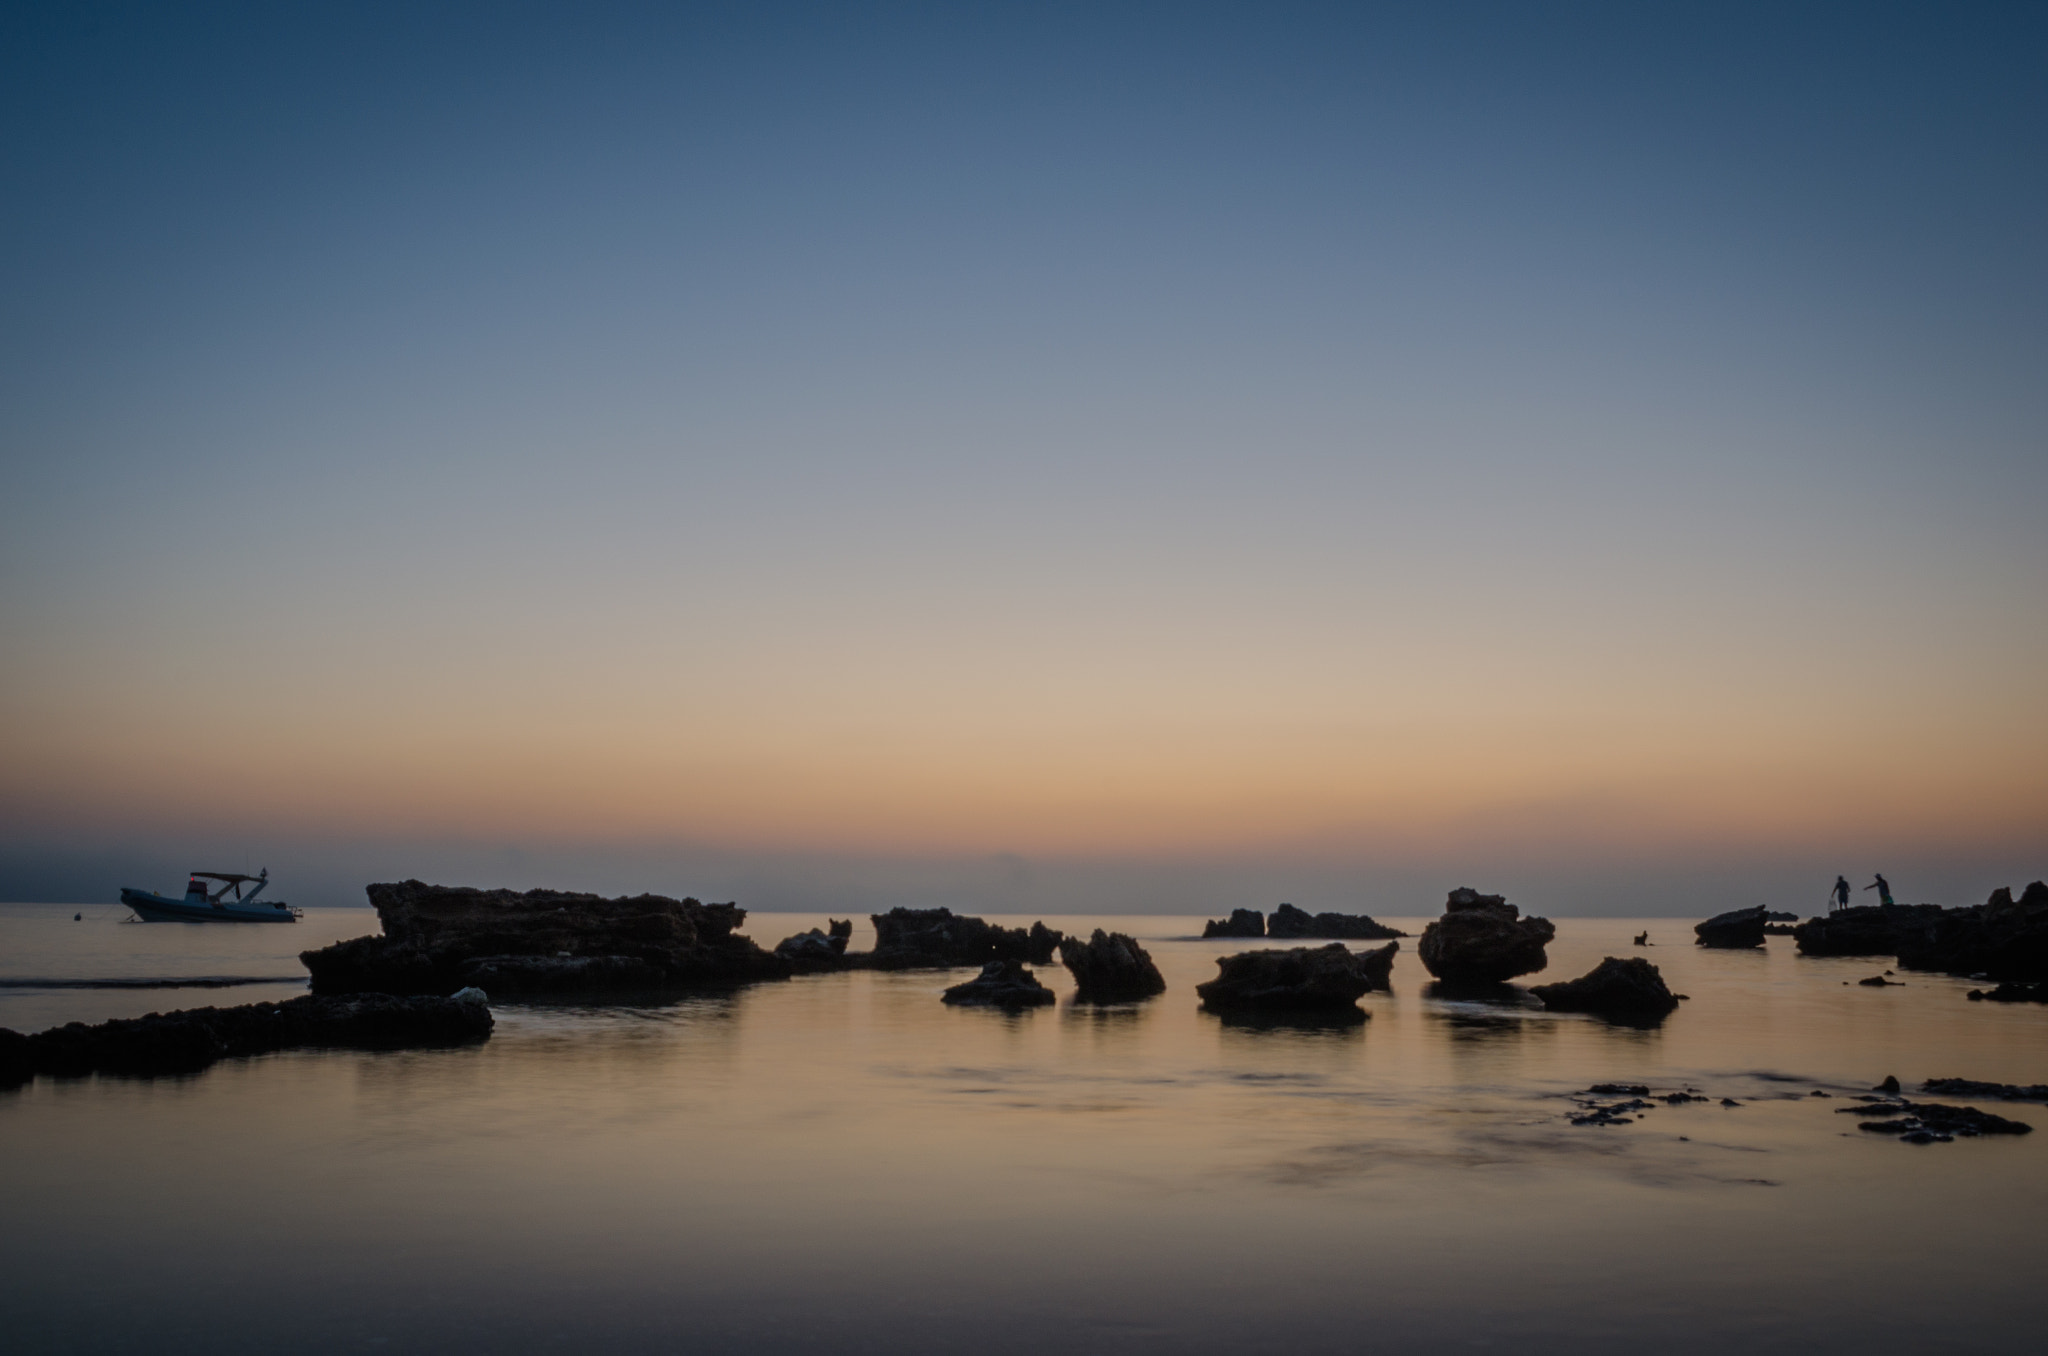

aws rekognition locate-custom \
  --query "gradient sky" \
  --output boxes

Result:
[3,2,2044,913]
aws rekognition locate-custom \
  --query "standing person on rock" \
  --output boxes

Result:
[1863,873,1895,908]
[1830,876,1852,913]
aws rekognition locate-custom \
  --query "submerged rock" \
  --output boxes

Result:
[1057,930,1167,1002]
[1792,903,1946,958]
[301,881,791,996]
[1265,903,1406,940]
[1839,1099,2032,1142]
[1694,906,1768,949]
[1530,957,1680,1017]
[1921,1078,2048,1103]
[11,991,493,1080]
[940,960,1056,1008]
[1894,883,2048,982]
[1202,909,1265,939]
[1417,888,1554,984]
[866,908,1062,969]
[1195,943,1394,1012]
[1966,980,2048,1004]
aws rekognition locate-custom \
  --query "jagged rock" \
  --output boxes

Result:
[1417,888,1554,983]
[1793,903,1946,957]
[1195,943,1394,1012]
[1265,903,1405,940]
[1894,882,2048,981]
[300,881,790,996]
[1694,906,1767,949]
[1202,909,1265,938]
[1922,1078,2048,1102]
[1530,957,1680,1017]
[1967,981,2048,1003]
[864,908,1061,969]
[13,992,492,1079]
[1057,930,1167,1002]
[775,920,854,969]
[940,960,1055,1008]
[1839,1100,2032,1141]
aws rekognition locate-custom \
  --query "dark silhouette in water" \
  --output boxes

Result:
[1531,956,1680,1019]
[1417,888,1553,983]
[1865,873,1894,907]
[1632,931,1649,946]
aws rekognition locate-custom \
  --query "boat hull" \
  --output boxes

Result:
[120,888,299,923]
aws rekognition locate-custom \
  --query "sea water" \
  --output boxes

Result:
[2,903,2043,1354]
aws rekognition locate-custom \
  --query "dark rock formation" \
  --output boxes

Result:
[1417,888,1554,984]
[1922,1078,2048,1102]
[300,881,790,996]
[8,991,492,1080]
[1694,906,1767,948]
[1530,957,1680,1017]
[1202,909,1265,938]
[1967,981,2048,1003]
[1792,903,1945,958]
[1839,1100,2032,1143]
[1764,911,1798,922]
[1894,882,2048,981]
[1195,943,1394,1012]
[1265,903,1405,940]
[1856,974,1904,987]
[1057,930,1167,1002]
[1763,924,1796,936]
[775,920,854,970]
[865,908,1061,969]
[940,960,1055,1008]
[0,1026,30,1088]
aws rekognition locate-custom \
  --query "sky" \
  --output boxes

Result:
[2,1,2044,915]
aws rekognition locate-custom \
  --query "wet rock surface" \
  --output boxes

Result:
[1839,1098,2032,1143]
[1264,903,1405,940]
[940,960,1056,1008]
[1966,981,2048,1003]
[1793,903,1945,957]
[1057,930,1167,1002]
[1921,1078,2048,1102]
[1565,1084,1711,1126]
[1417,889,1554,984]
[775,920,853,970]
[1530,957,1680,1017]
[5,991,493,1080]
[1196,943,1393,1012]
[301,881,790,996]
[1694,906,1768,949]
[1894,882,2048,981]
[866,908,1062,969]
[1201,909,1265,938]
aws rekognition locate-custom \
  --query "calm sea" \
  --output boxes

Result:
[2,903,2043,1354]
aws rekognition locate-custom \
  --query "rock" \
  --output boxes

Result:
[1530,957,1680,1017]
[14,992,493,1080]
[864,908,1062,969]
[1416,888,1554,984]
[1875,1075,1901,1094]
[1921,1078,2048,1103]
[940,960,1055,1008]
[1792,903,1946,958]
[1265,903,1405,940]
[1694,906,1767,949]
[1856,974,1904,987]
[1195,943,1394,1012]
[1763,924,1796,935]
[1202,909,1265,938]
[1839,1100,2032,1140]
[1966,981,2048,1003]
[775,920,854,970]
[1057,930,1167,1002]
[300,881,791,997]
[1894,883,2048,981]
[1764,911,1798,922]
[1,1026,36,1088]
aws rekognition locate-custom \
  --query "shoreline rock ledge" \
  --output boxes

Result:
[1531,957,1680,1018]
[1196,942,1396,1012]
[1417,889,1554,984]
[301,881,792,996]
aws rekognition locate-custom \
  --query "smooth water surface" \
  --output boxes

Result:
[3,905,2044,1353]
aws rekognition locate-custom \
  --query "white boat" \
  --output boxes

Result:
[119,870,302,923]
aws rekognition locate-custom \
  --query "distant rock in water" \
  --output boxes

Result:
[1839,1099,2032,1143]
[1195,942,1395,1012]
[940,960,1056,1008]
[1694,906,1768,949]
[1264,903,1405,940]
[300,881,791,996]
[1921,1078,2048,1103]
[1058,930,1167,1002]
[1965,980,2048,1004]
[1530,957,1680,1018]
[1202,909,1265,938]
[1763,911,1798,922]
[1792,904,1945,958]
[2,991,492,1081]
[775,920,853,970]
[1895,882,2048,982]
[866,908,1062,969]
[1417,888,1554,984]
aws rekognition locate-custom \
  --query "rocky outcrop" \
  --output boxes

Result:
[1202,909,1265,938]
[1792,904,1945,957]
[1265,903,1405,940]
[5,991,493,1080]
[0,1026,30,1088]
[1416,888,1553,984]
[1921,1078,2048,1103]
[300,881,791,996]
[1195,943,1394,1012]
[1966,980,2048,1003]
[1839,1099,2032,1143]
[866,908,1062,969]
[775,920,854,969]
[940,960,1056,1008]
[1530,957,1680,1017]
[1057,930,1167,1002]
[1894,883,2048,981]
[1694,906,1767,949]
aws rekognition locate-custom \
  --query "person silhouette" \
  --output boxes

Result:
[1831,876,1852,913]
[1863,873,1894,908]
